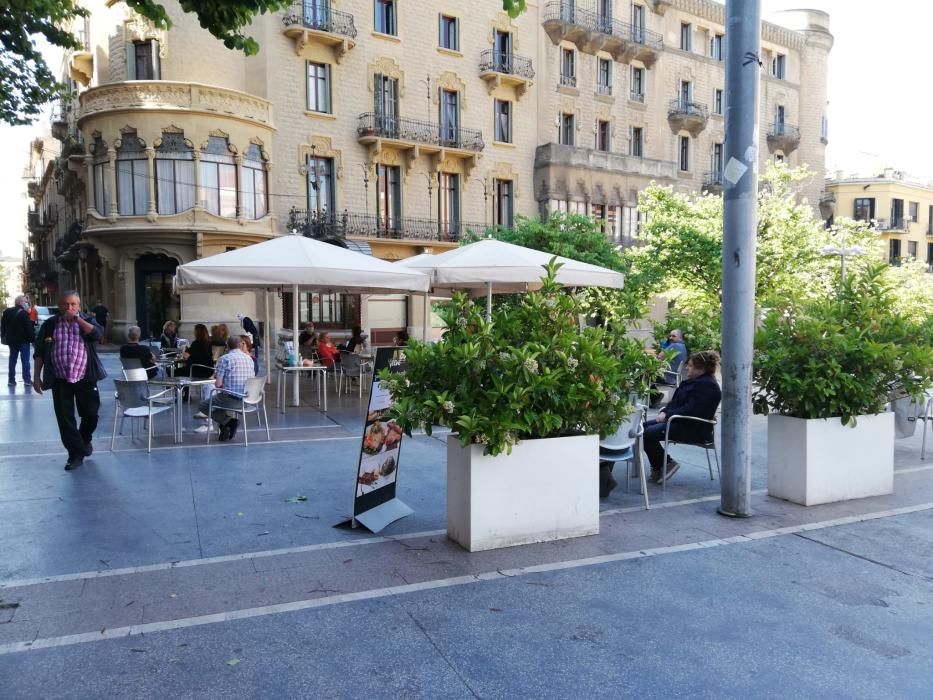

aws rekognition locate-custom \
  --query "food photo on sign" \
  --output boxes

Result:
[357,417,403,496]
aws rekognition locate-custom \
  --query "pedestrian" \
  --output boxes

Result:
[1,294,36,386]
[32,290,107,471]
[91,300,109,345]
[196,335,254,442]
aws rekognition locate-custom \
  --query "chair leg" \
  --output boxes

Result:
[243,409,248,447]
[111,406,119,451]
[147,410,153,453]
[706,448,714,480]
[636,438,650,510]
[662,441,669,492]
[263,400,271,441]
[713,446,721,479]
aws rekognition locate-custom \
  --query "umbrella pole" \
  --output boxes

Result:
[264,288,272,385]
[292,284,300,406]
[423,293,429,342]
[486,282,492,321]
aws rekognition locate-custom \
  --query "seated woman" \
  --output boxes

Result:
[344,325,366,352]
[643,350,722,484]
[240,334,259,375]
[176,323,214,378]
[160,320,178,350]
[121,325,158,378]
[394,329,409,347]
[316,332,340,368]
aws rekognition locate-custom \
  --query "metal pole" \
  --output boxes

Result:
[292,283,300,406]
[718,0,760,519]
[486,282,492,320]
[264,288,271,384]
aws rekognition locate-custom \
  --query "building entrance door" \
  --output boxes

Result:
[135,254,180,340]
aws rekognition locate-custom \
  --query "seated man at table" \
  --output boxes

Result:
[120,325,157,378]
[196,335,254,441]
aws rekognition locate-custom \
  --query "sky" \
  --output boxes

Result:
[1,0,929,260]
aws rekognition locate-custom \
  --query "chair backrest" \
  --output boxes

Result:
[114,378,149,410]
[120,357,143,370]
[244,376,266,404]
[123,368,149,381]
[212,345,225,362]
[341,351,362,373]
[600,405,644,452]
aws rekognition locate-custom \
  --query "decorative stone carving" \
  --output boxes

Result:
[124,10,167,57]
[368,57,405,97]
[433,71,467,108]
[489,12,519,50]
[298,135,343,179]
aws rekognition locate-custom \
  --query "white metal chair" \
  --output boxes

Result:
[338,351,372,398]
[599,403,649,509]
[661,414,720,490]
[205,376,270,446]
[122,367,149,381]
[111,379,175,453]
[921,391,933,460]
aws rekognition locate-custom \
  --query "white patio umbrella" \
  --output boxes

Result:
[175,235,430,402]
[397,239,624,324]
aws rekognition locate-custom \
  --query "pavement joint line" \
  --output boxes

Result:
[2,466,930,590]
[3,500,933,656]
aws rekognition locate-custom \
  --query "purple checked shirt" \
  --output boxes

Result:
[52,318,88,383]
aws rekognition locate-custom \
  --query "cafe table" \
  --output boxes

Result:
[148,376,216,442]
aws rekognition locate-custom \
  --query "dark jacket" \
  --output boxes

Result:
[1,306,35,346]
[34,313,107,388]
[664,373,721,442]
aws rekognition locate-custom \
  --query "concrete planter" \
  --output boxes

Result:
[767,413,894,506]
[446,433,599,552]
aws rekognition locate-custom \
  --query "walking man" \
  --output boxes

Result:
[197,335,254,441]
[2,295,35,386]
[33,291,107,471]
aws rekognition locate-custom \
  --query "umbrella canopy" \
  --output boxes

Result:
[174,235,430,294]
[396,239,624,292]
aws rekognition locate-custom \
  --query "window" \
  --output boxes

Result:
[242,144,267,220]
[591,203,606,231]
[927,242,933,267]
[303,1,333,30]
[630,126,643,158]
[679,80,692,106]
[307,155,335,226]
[127,40,160,80]
[679,135,690,171]
[631,4,645,42]
[493,30,512,71]
[908,241,918,259]
[439,89,460,146]
[199,135,237,218]
[91,137,110,215]
[680,23,692,51]
[596,120,611,152]
[375,0,396,35]
[630,66,645,101]
[306,62,331,113]
[772,53,786,79]
[300,292,359,329]
[712,142,724,175]
[155,131,195,215]
[710,33,724,61]
[494,179,514,228]
[439,15,458,50]
[714,88,723,114]
[494,99,512,143]
[374,73,399,136]
[889,238,901,265]
[821,115,829,142]
[891,198,904,228]
[560,48,576,87]
[559,113,575,146]
[909,201,919,222]
[438,172,460,238]
[853,198,875,222]
[774,105,785,134]
[597,58,612,95]
[115,132,148,216]
[376,164,401,231]
[928,205,933,234]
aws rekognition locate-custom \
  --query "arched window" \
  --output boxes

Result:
[115,130,148,216]
[241,143,267,219]
[199,135,237,218]
[155,131,195,215]
[91,136,110,214]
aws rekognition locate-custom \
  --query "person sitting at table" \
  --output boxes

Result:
[344,325,366,352]
[240,334,259,375]
[298,322,316,349]
[177,324,214,379]
[394,329,409,347]
[160,321,178,350]
[316,332,340,368]
[209,325,224,347]
[196,335,255,442]
[121,325,158,378]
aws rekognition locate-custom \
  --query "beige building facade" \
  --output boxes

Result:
[826,170,933,270]
[22,0,831,342]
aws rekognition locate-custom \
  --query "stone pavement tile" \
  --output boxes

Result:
[0,620,40,645]
[4,580,89,621]
[35,603,144,639]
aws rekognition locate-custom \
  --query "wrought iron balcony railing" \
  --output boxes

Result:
[287,208,497,242]
[559,74,577,88]
[668,99,709,120]
[357,113,484,151]
[767,122,800,140]
[478,50,535,79]
[630,90,645,103]
[542,2,663,49]
[596,83,612,96]
[282,1,357,38]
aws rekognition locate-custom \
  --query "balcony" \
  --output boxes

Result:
[630,90,645,104]
[559,74,577,89]
[542,2,663,66]
[286,209,494,243]
[766,122,800,154]
[535,142,677,181]
[596,84,613,97]
[27,209,54,234]
[478,50,534,100]
[357,113,484,176]
[872,218,909,233]
[702,171,724,195]
[282,1,357,61]
[667,99,709,136]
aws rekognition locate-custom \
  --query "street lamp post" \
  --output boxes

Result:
[472,177,489,229]
[820,228,865,284]
[418,74,432,120]
[359,163,371,219]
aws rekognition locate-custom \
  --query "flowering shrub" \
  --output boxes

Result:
[380,261,664,456]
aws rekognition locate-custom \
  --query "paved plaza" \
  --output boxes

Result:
[1,347,932,698]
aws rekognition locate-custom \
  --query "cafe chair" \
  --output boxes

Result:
[206,376,270,446]
[111,379,176,453]
[338,351,372,398]
[599,404,650,510]
[661,414,720,490]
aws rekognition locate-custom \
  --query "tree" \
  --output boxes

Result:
[2,0,524,125]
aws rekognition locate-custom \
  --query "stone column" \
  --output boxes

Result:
[145,146,157,222]
[192,151,202,208]
[85,157,96,216]
[107,148,118,222]
[235,152,245,224]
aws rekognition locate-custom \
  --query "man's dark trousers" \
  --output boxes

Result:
[8,343,31,384]
[52,378,100,458]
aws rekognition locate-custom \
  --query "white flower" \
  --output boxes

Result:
[544,298,557,308]
[609,393,621,404]
[477,359,487,370]
[499,351,511,362]
[523,358,539,374]
[456,317,468,328]
[505,433,517,446]
[442,400,455,413]
[566,357,579,370]
[478,434,489,444]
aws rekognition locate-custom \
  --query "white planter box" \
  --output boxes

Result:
[767,413,894,506]
[447,433,599,552]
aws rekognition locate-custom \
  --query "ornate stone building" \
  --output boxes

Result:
[22,0,830,342]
